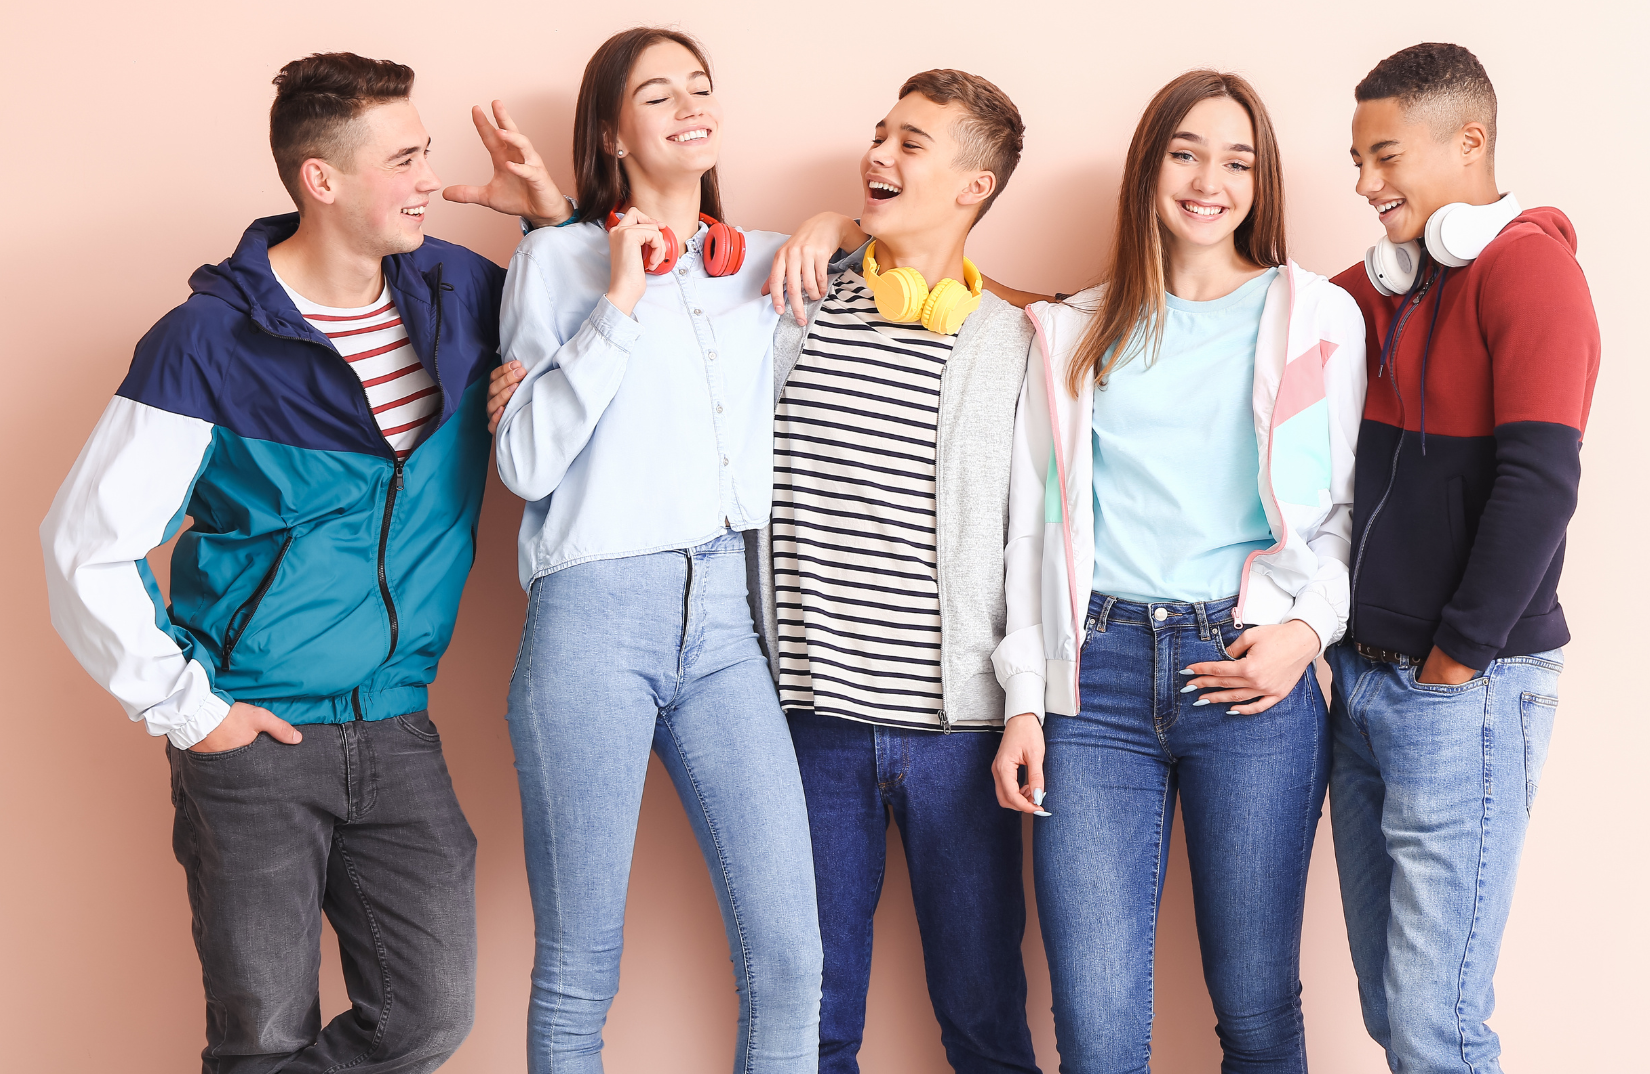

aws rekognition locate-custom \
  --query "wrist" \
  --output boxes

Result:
[524,195,577,231]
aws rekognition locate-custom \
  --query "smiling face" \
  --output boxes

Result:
[321,98,439,256]
[1154,96,1256,255]
[859,92,993,246]
[1351,96,1488,243]
[612,40,722,197]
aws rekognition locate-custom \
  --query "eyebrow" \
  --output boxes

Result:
[633,71,709,94]
[1170,130,1254,153]
[388,139,428,161]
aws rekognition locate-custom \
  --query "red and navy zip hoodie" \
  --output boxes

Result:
[1332,207,1600,669]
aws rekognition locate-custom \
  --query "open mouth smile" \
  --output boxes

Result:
[868,180,901,201]
[668,128,710,143]
[1179,200,1226,218]
[401,205,426,220]
[1374,198,1405,218]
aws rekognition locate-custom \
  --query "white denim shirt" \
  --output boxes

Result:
[496,219,787,588]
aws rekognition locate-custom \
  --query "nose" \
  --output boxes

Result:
[416,156,441,193]
[1354,165,1379,199]
[1189,159,1221,196]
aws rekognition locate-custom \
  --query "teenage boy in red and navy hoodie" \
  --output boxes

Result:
[1327,43,1600,1074]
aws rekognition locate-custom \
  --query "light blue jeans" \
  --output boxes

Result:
[506,530,822,1074]
[1327,643,1562,1074]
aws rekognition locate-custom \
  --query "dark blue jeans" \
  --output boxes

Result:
[788,709,1040,1074]
[1036,594,1329,1074]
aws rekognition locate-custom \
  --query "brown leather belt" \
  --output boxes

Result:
[1355,642,1425,665]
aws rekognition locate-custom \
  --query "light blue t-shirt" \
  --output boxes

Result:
[1091,268,1277,603]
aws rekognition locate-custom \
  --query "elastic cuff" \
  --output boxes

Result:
[1286,591,1340,656]
[164,692,232,750]
[1002,671,1045,725]
[1431,622,1496,672]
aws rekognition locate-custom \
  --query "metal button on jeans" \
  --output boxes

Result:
[1153,607,1168,622]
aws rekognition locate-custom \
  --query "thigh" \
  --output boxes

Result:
[789,710,886,963]
[168,732,341,1058]
[1173,650,1329,1014]
[1036,621,1171,1070]
[318,713,478,1059]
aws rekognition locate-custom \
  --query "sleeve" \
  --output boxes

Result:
[1433,233,1601,668]
[1287,288,1368,652]
[991,314,1054,723]
[41,396,230,748]
[493,242,645,501]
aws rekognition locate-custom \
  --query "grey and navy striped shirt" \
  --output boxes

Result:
[771,270,955,728]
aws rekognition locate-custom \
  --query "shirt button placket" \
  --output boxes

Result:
[683,267,735,526]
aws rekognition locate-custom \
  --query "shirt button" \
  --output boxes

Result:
[693,308,702,315]
[716,405,724,414]
[708,351,717,360]
[722,455,730,466]
[678,267,688,276]
[1153,607,1168,622]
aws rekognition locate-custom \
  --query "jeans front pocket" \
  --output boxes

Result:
[395,710,442,743]
[1406,664,1490,695]
[1519,691,1558,814]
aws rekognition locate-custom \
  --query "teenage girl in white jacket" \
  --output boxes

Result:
[989,71,1366,1071]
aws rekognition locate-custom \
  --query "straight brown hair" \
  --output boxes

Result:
[571,27,725,225]
[1067,70,1286,395]
[270,53,414,207]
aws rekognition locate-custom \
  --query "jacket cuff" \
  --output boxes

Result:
[1286,591,1341,656]
[1431,622,1499,672]
[163,691,232,750]
[1002,671,1045,725]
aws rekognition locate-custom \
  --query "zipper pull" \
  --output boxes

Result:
[393,460,405,491]
[938,709,950,734]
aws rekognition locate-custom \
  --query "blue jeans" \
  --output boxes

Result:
[506,531,823,1074]
[1327,643,1562,1074]
[1036,594,1329,1074]
[788,710,1040,1074]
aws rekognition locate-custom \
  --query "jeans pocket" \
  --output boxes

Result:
[1519,691,1558,814]
[395,710,442,743]
[1406,664,1489,695]
[180,734,264,761]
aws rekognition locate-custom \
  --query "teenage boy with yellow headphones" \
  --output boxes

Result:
[1325,43,1600,1074]
[748,69,1041,1074]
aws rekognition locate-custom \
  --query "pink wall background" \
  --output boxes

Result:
[2,3,1643,1071]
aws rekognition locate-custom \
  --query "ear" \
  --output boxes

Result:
[957,170,997,210]
[297,158,340,207]
[1458,121,1490,167]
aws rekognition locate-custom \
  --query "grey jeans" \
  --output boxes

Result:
[168,710,477,1074]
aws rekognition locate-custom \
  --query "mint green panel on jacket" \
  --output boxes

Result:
[1268,397,1332,508]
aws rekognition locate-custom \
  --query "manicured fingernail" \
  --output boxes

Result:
[1179,668,1195,675]
[1227,708,1241,715]
[1180,683,1198,693]
[1193,699,1210,707]
[1033,788,1046,806]
[1034,810,1052,817]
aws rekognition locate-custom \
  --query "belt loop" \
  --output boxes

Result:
[1194,601,1211,640]
[1096,595,1116,634]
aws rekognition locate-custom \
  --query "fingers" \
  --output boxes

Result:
[765,251,786,310]
[1024,751,1051,817]
[992,753,1038,814]
[1225,694,1283,716]
[470,104,504,151]
[492,99,519,132]
[441,184,484,205]
[250,706,303,745]
[786,250,808,325]
[1225,629,1257,657]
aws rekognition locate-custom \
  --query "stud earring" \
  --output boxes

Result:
[616,149,626,157]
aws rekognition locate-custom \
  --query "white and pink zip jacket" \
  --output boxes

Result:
[991,262,1368,722]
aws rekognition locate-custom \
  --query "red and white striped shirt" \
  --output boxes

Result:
[276,276,443,458]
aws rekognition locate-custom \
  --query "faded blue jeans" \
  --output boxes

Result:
[1036,594,1329,1074]
[1327,642,1562,1074]
[506,531,823,1074]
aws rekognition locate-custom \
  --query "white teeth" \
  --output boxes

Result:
[869,181,901,194]
[402,206,425,215]
[669,129,708,142]
[1376,200,1403,213]
[1183,202,1223,216]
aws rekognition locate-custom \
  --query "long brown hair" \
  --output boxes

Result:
[571,27,725,225]
[1066,70,1286,395]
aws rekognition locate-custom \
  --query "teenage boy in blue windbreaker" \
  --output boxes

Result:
[40,53,568,1073]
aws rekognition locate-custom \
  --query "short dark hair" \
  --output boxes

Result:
[898,70,1025,224]
[572,28,724,226]
[1355,43,1497,155]
[270,53,416,206]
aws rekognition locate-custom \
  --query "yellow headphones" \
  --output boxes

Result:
[861,241,984,336]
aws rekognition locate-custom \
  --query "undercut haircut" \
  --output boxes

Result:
[898,69,1025,224]
[270,52,416,206]
[1355,42,1497,155]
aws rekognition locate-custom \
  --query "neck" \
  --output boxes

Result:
[625,171,704,252]
[870,229,970,290]
[1163,235,1263,303]
[267,214,385,308]
[1450,166,1502,207]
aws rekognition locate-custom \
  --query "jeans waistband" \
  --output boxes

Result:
[1086,591,1239,637]
[690,528,745,555]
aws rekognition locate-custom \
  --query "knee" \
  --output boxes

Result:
[384,991,474,1065]
[1212,995,1305,1061]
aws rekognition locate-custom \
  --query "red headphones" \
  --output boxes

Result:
[605,209,746,277]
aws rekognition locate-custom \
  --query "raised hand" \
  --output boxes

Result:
[764,212,868,325]
[442,101,571,227]
[606,208,669,315]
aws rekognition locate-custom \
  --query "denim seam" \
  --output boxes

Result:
[658,714,759,1073]
[319,831,394,1073]
[1453,674,1497,1073]
[1144,768,1174,1069]
[177,788,228,1071]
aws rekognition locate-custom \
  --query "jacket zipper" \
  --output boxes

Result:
[220,531,295,669]
[1347,268,1436,639]
[933,361,950,732]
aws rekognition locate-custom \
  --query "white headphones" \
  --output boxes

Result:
[1363,192,1522,296]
